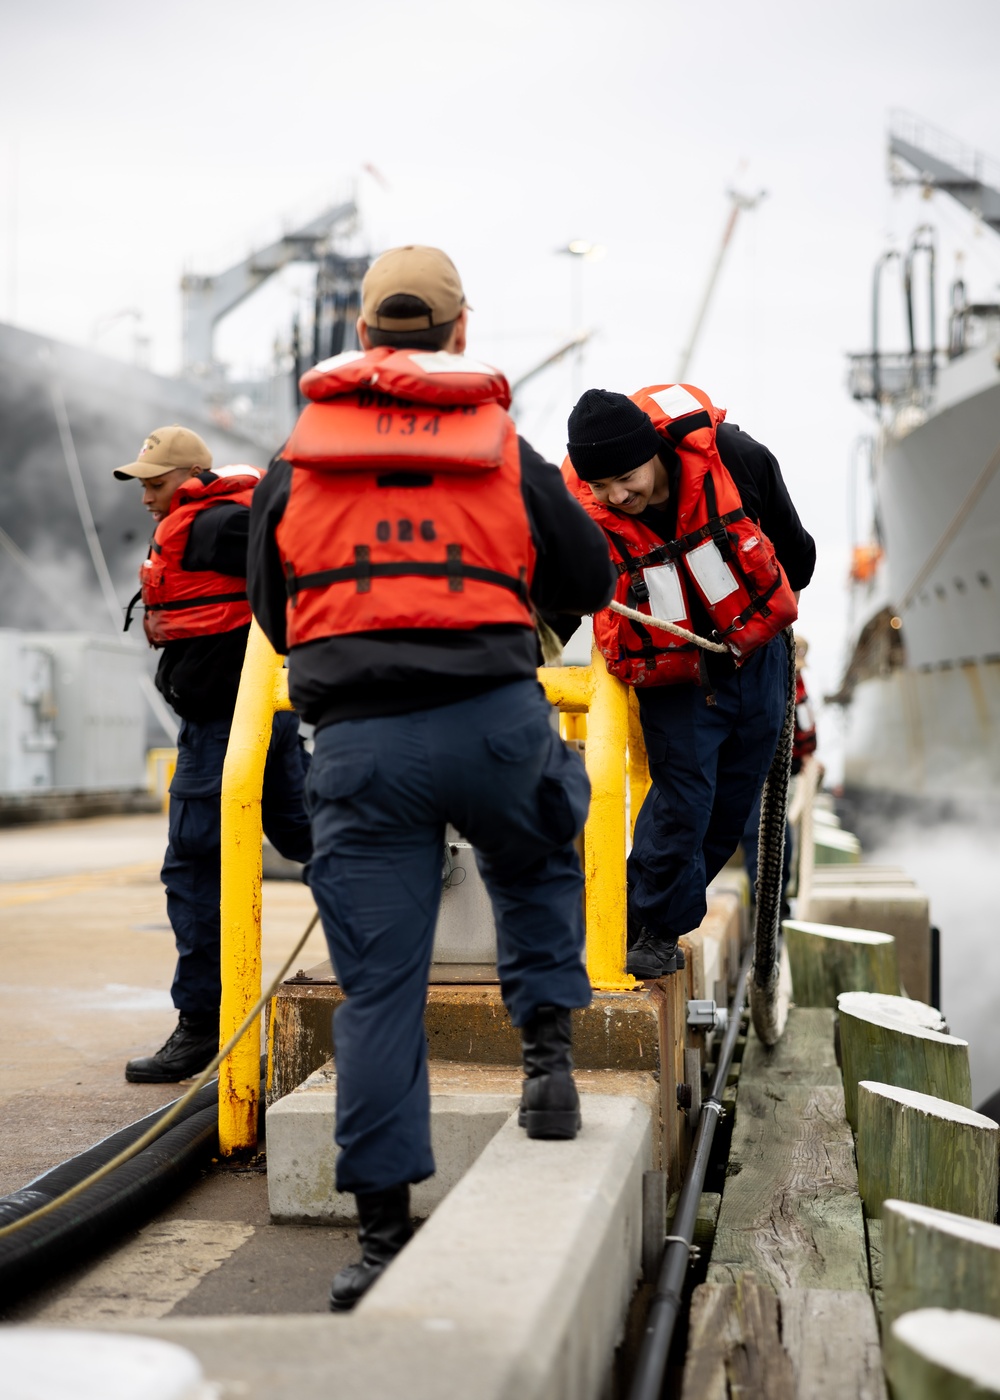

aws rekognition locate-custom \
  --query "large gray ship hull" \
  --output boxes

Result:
[0,320,291,630]
[842,342,1000,809]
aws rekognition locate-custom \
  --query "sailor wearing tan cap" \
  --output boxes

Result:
[115,427,312,1083]
[249,245,616,1310]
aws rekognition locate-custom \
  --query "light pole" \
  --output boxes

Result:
[556,239,605,400]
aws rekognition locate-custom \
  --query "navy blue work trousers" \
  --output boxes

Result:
[628,637,786,942]
[305,679,593,1195]
[162,711,312,1019]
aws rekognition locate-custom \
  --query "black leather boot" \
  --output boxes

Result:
[329,1184,414,1312]
[124,1015,218,1083]
[518,1005,581,1140]
[626,929,687,980]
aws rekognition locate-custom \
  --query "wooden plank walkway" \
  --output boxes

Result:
[682,1275,886,1400]
[681,1010,884,1398]
[707,1009,869,1291]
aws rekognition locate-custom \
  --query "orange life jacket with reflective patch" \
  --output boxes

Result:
[275,348,535,645]
[564,383,798,687]
[131,467,261,647]
[793,672,817,764]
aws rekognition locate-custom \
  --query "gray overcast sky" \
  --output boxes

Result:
[3,0,1000,734]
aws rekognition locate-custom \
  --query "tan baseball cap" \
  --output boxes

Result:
[114,425,213,481]
[361,245,468,331]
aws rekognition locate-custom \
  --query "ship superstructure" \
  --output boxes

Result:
[837,115,1000,810]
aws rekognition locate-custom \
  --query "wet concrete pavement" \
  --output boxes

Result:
[0,813,328,1194]
[0,812,357,1321]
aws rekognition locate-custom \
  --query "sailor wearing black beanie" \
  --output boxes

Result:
[562,382,816,982]
[566,389,664,482]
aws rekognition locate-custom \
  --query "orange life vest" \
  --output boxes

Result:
[275,348,536,645]
[133,467,261,647]
[564,383,798,687]
[793,672,817,763]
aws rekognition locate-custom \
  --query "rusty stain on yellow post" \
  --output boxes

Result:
[219,620,288,1155]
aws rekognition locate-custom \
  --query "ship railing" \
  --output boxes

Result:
[217,620,647,1155]
[847,350,936,404]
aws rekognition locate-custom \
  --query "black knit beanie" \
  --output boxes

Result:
[566,389,663,481]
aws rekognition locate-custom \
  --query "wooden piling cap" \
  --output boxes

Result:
[859,1081,996,1127]
[884,1199,1000,1246]
[837,991,946,1032]
[891,1309,1000,1387]
[784,919,894,945]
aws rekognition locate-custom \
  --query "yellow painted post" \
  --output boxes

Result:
[218,620,288,1155]
[581,648,635,991]
[626,689,651,841]
[540,654,635,991]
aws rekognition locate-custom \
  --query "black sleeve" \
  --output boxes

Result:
[182,502,250,577]
[247,460,294,655]
[716,423,816,592]
[517,438,617,615]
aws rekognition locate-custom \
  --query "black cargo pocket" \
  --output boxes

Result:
[539,741,591,845]
[306,750,375,811]
[485,714,550,764]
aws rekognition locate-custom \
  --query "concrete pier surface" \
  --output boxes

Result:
[0,812,326,1194]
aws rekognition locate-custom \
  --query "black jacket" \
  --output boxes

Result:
[248,439,616,728]
[151,502,251,722]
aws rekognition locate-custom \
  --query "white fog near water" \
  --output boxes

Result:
[2,1,1000,1074]
[868,821,1000,1105]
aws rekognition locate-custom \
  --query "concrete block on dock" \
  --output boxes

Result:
[112,1095,652,1400]
[267,1062,519,1223]
[267,1060,663,1223]
[359,1093,651,1400]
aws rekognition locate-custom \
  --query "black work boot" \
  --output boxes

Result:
[329,1184,414,1313]
[518,1005,581,1140]
[626,930,687,980]
[124,1015,219,1083]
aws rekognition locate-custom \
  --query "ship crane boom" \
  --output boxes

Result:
[181,199,357,375]
[889,111,1000,234]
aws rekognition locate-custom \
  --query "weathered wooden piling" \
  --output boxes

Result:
[784,919,898,1006]
[885,1308,1000,1399]
[836,992,967,1128]
[856,1081,999,1221]
[882,1199,1000,1329]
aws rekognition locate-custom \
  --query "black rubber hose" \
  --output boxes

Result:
[0,1078,223,1230]
[627,948,752,1400]
[0,1104,219,1310]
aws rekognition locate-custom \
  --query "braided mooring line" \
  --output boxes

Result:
[749,629,797,1046]
[607,600,730,654]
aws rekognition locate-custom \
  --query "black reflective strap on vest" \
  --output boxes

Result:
[610,511,746,581]
[608,533,651,603]
[125,589,247,634]
[123,590,143,633]
[714,576,782,638]
[143,591,247,615]
[663,409,713,444]
[285,547,530,605]
[701,474,736,561]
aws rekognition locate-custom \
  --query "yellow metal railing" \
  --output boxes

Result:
[218,622,294,1155]
[217,621,649,1154]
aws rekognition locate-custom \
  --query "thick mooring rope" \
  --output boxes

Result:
[748,628,797,1046]
[607,600,730,654]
